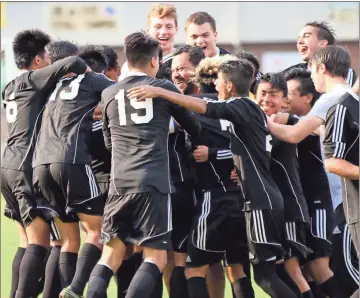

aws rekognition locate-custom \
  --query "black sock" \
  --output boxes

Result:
[71,243,102,295]
[150,273,163,298]
[170,266,188,298]
[14,244,48,298]
[232,277,255,298]
[302,290,314,298]
[125,262,161,298]
[115,258,137,298]
[319,276,342,298]
[35,246,52,296]
[86,264,113,298]
[276,263,302,298]
[59,251,78,288]
[42,246,62,298]
[253,262,297,298]
[308,281,326,298]
[10,247,26,298]
[187,277,209,298]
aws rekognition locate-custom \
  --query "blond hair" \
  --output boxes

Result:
[147,4,178,27]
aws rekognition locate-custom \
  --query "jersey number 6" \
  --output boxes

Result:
[116,89,153,125]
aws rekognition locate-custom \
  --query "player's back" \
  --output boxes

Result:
[33,72,114,166]
[103,74,184,195]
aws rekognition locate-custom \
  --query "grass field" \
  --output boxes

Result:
[1,199,269,297]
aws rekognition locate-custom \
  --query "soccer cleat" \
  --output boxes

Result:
[59,286,83,298]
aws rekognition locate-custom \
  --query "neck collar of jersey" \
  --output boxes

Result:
[214,47,221,58]
[331,83,351,93]
[126,71,148,77]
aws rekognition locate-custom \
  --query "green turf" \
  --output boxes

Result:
[1,198,269,297]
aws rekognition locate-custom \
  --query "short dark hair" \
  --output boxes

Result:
[255,72,288,97]
[185,11,216,32]
[305,21,336,45]
[310,45,351,79]
[12,29,51,69]
[103,46,119,70]
[48,40,79,63]
[124,31,160,68]
[235,50,260,74]
[173,45,205,67]
[78,45,108,73]
[218,59,254,96]
[284,68,320,106]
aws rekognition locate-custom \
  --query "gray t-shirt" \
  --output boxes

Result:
[309,84,355,122]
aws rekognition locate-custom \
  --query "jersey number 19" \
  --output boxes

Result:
[116,89,153,125]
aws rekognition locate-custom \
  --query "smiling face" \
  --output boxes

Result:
[256,81,286,116]
[186,22,218,58]
[297,25,328,62]
[171,52,195,92]
[148,16,177,56]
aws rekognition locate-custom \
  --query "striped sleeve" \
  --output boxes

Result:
[216,149,233,160]
[346,68,357,87]
[323,103,348,159]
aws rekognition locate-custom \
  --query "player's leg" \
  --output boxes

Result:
[246,209,298,298]
[124,192,172,298]
[224,207,255,298]
[60,164,105,297]
[163,250,174,295]
[206,263,225,298]
[169,182,196,298]
[283,222,312,297]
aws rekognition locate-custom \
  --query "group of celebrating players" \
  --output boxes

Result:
[1,3,359,298]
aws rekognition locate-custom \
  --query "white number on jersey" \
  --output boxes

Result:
[116,89,154,125]
[49,74,86,101]
[266,134,273,153]
[5,93,17,123]
[220,119,231,131]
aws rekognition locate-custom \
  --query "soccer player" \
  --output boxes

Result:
[185,11,230,93]
[85,31,201,298]
[31,46,114,298]
[321,48,359,298]
[283,21,357,87]
[103,46,121,81]
[255,73,312,298]
[128,59,299,298]
[1,29,89,298]
[40,39,81,298]
[284,68,359,297]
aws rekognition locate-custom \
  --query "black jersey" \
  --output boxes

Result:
[190,110,239,192]
[270,136,310,223]
[205,97,283,211]
[32,72,114,167]
[89,120,111,182]
[156,52,173,81]
[102,73,201,195]
[324,92,359,224]
[168,120,193,184]
[1,57,87,171]
[287,115,332,205]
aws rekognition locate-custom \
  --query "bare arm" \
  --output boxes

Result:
[325,158,359,180]
[128,85,208,114]
[267,114,323,144]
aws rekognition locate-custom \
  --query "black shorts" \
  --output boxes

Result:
[331,221,359,296]
[171,181,196,253]
[1,167,46,227]
[306,204,333,261]
[101,192,172,250]
[245,209,287,265]
[33,163,104,223]
[186,189,248,268]
[285,221,311,262]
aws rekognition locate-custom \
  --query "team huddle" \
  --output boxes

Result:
[1,4,359,298]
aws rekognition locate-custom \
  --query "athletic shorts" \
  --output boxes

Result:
[171,181,196,253]
[285,221,312,263]
[33,163,104,223]
[186,189,248,268]
[101,192,172,250]
[331,219,359,297]
[245,209,287,265]
[306,202,334,261]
